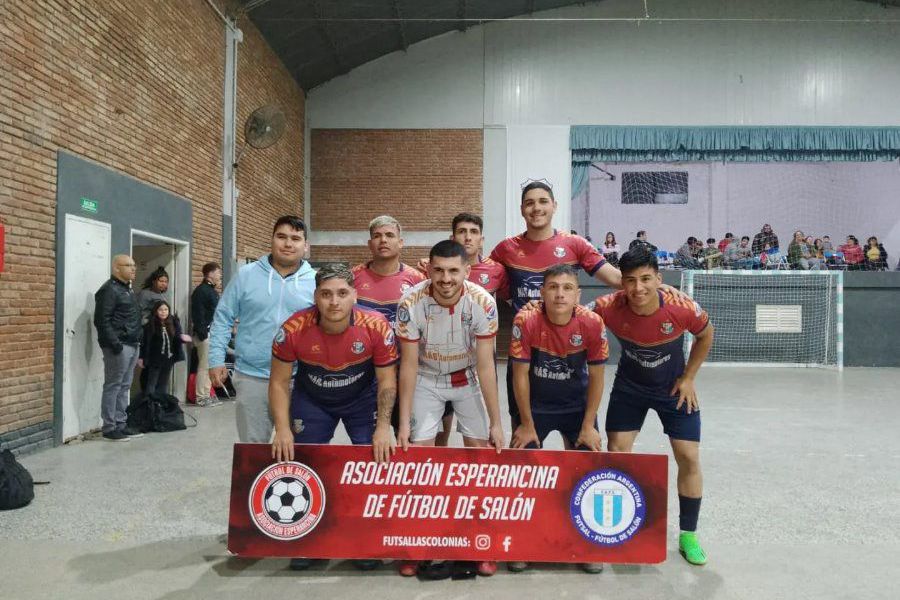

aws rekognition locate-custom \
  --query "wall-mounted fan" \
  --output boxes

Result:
[234,104,286,168]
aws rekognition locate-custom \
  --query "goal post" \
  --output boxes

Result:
[682,270,843,369]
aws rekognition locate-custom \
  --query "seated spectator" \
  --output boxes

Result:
[788,230,823,270]
[139,300,188,396]
[813,238,826,260]
[838,235,865,270]
[822,235,835,253]
[717,233,734,254]
[752,224,779,255]
[602,231,621,267]
[674,237,703,269]
[725,236,757,269]
[629,230,658,254]
[864,236,888,271]
[699,238,723,269]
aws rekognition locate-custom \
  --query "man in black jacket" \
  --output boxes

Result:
[191,262,222,407]
[93,254,144,441]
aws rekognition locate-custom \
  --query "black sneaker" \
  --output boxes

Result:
[120,427,144,438]
[353,559,381,571]
[102,430,129,442]
[289,558,326,571]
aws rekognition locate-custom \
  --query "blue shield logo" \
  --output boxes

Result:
[594,490,623,528]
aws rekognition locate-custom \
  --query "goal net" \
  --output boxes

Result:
[682,270,843,369]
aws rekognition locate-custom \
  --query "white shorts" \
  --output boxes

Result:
[411,375,489,442]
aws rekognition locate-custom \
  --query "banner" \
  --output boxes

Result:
[228,444,668,563]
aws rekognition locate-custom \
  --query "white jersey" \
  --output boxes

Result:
[395,280,498,388]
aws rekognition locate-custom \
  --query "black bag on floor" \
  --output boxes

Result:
[0,449,34,510]
[127,393,192,433]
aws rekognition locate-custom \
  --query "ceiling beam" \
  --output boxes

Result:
[309,0,348,74]
[391,0,409,51]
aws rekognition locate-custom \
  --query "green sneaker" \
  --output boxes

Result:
[679,532,707,566]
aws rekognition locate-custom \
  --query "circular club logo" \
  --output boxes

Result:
[479,273,490,285]
[570,469,645,546]
[249,462,326,541]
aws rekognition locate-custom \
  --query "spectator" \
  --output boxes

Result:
[139,300,188,395]
[717,233,734,254]
[752,224,779,255]
[93,255,144,442]
[629,230,658,254]
[209,216,316,445]
[813,239,826,260]
[699,238,723,269]
[725,236,756,269]
[838,235,865,270]
[602,231,621,267]
[788,230,823,270]
[675,237,703,269]
[864,236,888,271]
[191,262,222,407]
[137,266,170,325]
[822,236,835,253]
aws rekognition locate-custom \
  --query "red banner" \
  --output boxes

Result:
[228,444,668,563]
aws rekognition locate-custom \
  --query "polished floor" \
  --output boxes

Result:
[1,365,898,600]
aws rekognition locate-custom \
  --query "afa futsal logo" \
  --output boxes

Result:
[249,462,326,541]
[570,469,645,546]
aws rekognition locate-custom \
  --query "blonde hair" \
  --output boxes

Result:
[368,215,402,236]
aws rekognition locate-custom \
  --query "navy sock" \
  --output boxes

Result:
[679,495,702,532]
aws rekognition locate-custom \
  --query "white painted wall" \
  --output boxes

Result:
[307,0,900,250]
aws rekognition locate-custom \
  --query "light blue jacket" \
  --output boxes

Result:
[208,255,315,378]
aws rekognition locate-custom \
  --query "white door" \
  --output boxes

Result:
[62,215,112,440]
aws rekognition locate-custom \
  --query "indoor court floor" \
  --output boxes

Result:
[1,364,897,600]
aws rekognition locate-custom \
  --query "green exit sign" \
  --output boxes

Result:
[80,197,98,213]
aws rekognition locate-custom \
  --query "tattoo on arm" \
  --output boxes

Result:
[376,387,397,423]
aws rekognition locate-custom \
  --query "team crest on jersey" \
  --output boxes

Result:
[570,333,583,347]
[693,302,703,317]
[274,327,287,345]
[361,283,371,290]
[554,247,567,258]
[661,322,674,335]
[384,330,395,346]
[310,344,321,353]
[512,324,522,340]
[400,283,412,293]
[479,273,490,285]
[486,304,497,319]
[351,341,365,354]
[292,419,304,434]
[397,306,410,324]
[248,461,326,541]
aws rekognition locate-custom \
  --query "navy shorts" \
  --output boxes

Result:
[512,411,597,450]
[291,397,376,445]
[605,379,701,442]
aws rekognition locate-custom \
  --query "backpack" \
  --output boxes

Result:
[0,449,34,510]
[127,393,196,433]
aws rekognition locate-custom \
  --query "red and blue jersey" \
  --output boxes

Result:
[508,305,609,414]
[272,306,398,409]
[468,256,509,300]
[352,262,426,324]
[489,231,606,312]
[593,290,709,394]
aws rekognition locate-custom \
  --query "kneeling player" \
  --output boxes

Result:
[508,264,608,574]
[270,264,398,571]
[396,240,504,577]
[592,248,714,566]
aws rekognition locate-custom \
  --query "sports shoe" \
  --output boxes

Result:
[120,427,144,438]
[507,561,528,573]
[353,559,380,571]
[579,562,604,574]
[679,532,708,566]
[289,558,326,570]
[102,430,129,442]
[398,560,418,577]
[477,561,497,576]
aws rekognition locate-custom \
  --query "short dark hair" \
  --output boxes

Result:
[618,248,658,275]
[687,236,699,244]
[847,235,858,244]
[273,215,307,238]
[725,232,734,238]
[202,262,221,278]
[429,240,467,262]
[636,230,646,238]
[741,235,750,242]
[451,212,483,233]
[706,238,716,244]
[315,263,353,288]
[521,181,554,203]
[542,263,578,283]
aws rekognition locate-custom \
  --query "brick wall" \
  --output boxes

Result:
[309,246,432,268]
[309,129,483,263]
[0,0,304,450]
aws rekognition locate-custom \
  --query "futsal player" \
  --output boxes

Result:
[592,248,714,566]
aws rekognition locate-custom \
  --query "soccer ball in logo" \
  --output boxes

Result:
[264,477,311,524]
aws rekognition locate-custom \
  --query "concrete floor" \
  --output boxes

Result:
[2,365,898,600]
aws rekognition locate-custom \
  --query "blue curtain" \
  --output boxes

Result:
[571,125,900,198]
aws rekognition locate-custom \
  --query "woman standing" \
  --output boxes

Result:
[602,231,621,267]
[139,300,188,395]
[137,267,170,325]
